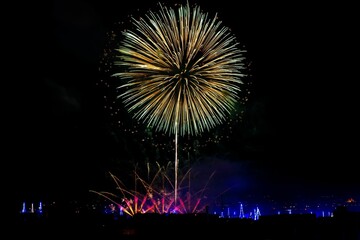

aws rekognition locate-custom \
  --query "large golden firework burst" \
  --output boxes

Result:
[113,2,247,137]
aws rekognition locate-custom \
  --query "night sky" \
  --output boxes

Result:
[9,0,359,207]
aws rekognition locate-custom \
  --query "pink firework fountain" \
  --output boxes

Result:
[91,162,216,216]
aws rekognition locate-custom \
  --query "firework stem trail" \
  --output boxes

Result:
[112,2,247,212]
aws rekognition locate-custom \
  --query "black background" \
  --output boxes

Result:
[8,0,359,206]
